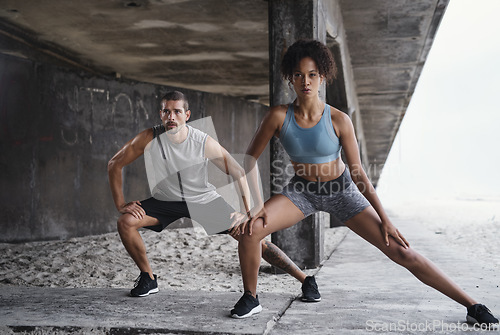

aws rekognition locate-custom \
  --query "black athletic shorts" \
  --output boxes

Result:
[140,196,235,235]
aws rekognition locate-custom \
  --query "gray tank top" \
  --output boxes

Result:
[144,124,220,204]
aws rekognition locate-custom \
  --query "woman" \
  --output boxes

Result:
[230,39,498,327]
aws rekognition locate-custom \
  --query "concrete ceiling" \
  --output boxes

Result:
[0,0,271,102]
[339,0,448,176]
[0,0,448,182]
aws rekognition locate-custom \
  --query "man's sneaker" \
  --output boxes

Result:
[130,272,159,297]
[230,292,262,319]
[301,276,321,302]
[466,304,499,329]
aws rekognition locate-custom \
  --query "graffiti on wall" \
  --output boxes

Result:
[58,84,156,151]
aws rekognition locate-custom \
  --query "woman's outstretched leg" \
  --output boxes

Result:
[344,206,476,307]
[345,207,498,327]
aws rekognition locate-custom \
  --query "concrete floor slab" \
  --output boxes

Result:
[0,287,294,334]
[0,217,498,334]
[269,217,499,334]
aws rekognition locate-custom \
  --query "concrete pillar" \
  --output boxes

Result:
[268,0,327,269]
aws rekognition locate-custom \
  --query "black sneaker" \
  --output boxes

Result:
[466,304,499,329]
[230,292,262,319]
[130,272,159,297]
[301,276,321,302]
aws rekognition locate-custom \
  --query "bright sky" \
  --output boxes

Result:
[377,0,500,203]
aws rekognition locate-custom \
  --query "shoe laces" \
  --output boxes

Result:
[473,304,491,316]
[470,304,499,325]
[304,277,319,294]
[235,293,255,309]
[133,273,149,289]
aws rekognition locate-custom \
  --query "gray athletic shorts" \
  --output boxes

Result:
[281,168,370,224]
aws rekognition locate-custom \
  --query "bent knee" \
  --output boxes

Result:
[117,214,139,231]
[248,217,269,239]
[239,232,263,245]
[232,234,267,245]
[239,224,266,244]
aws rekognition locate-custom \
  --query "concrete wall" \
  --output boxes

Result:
[0,53,269,243]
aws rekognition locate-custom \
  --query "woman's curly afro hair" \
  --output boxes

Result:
[281,39,337,84]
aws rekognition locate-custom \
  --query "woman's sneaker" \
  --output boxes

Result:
[230,292,262,319]
[130,272,159,297]
[466,304,499,329]
[301,276,321,302]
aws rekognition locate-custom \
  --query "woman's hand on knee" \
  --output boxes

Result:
[380,219,409,249]
[246,206,269,235]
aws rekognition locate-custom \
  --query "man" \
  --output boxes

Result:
[107,91,320,318]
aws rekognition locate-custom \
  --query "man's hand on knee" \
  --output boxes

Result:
[119,201,146,220]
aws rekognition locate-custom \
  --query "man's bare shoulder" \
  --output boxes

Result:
[131,128,155,151]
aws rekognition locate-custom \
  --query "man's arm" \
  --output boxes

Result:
[107,128,153,219]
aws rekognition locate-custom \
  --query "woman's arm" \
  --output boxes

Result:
[336,111,409,248]
[243,105,287,234]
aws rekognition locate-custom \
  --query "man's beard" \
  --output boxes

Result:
[166,122,185,134]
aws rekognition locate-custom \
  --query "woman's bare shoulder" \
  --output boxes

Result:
[267,104,289,134]
[329,105,354,138]
[330,106,352,125]
[268,104,288,117]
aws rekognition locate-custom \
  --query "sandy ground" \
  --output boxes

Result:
[0,223,348,294]
[1,197,498,294]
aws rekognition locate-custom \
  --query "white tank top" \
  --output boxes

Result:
[144,125,220,204]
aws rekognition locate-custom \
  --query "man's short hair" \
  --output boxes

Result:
[160,90,189,111]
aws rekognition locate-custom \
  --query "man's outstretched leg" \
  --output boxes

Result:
[260,240,321,302]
